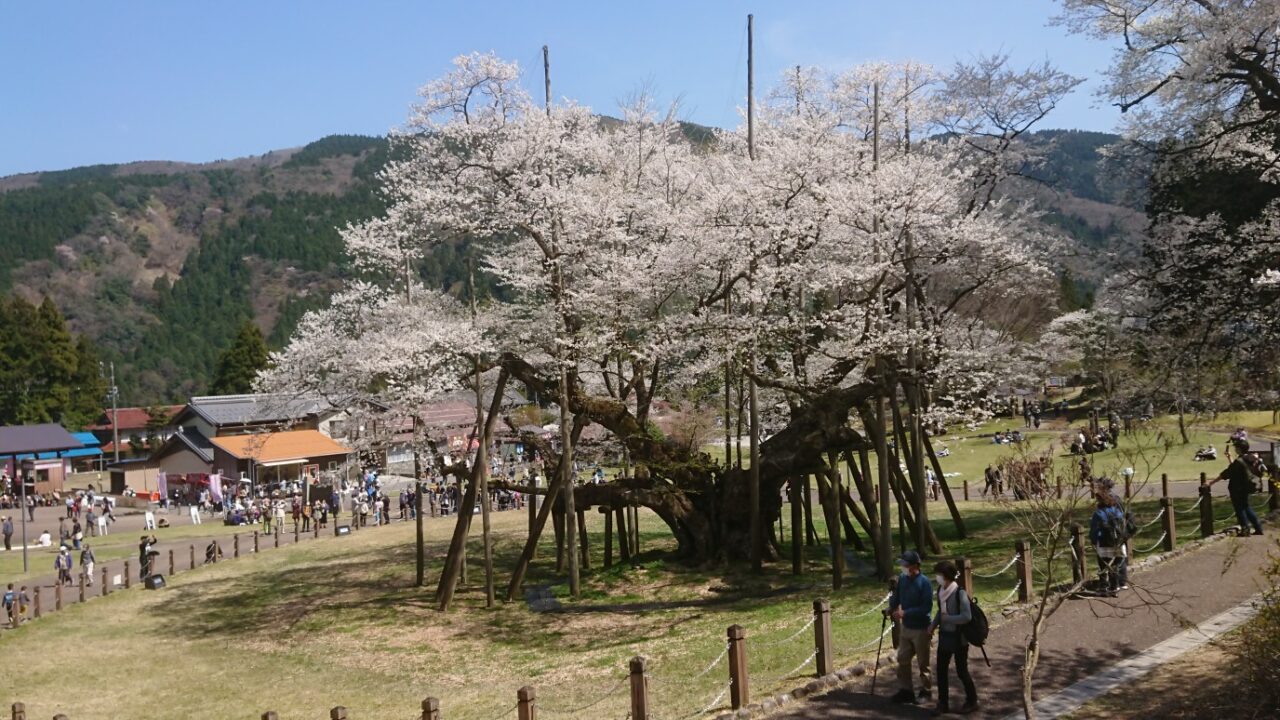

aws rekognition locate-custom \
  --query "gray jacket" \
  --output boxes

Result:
[932,586,972,634]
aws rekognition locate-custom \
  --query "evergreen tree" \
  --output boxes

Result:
[210,321,270,395]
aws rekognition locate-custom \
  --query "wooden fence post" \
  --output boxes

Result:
[956,557,973,597]
[813,599,833,677]
[1015,540,1032,602]
[254,531,260,553]
[1161,473,1170,499]
[55,581,63,611]
[78,572,86,602]
[33,587,41,618]
[295,523,300,543]
[330,707,348,720]
[189,544,196,569]
[262,713,278,720]
[1199,485,1214,539]
[1069,524,1086,585]
[234,534,240,558]
[727,624,750,709]
[962,479,969,502]
[314,519,320,539]
[421,697,441,720]
[124,560,131,589]
[1161,497,1176,551]
[11,702,26,720]
[275,526,280,548]
[169,549,175,576]
[102,566,109,595]
[1056,476,1063,500]
[1124,475,1132,500]
[629,656,649,720]
[517,686,537,720]
[53,714,68,720]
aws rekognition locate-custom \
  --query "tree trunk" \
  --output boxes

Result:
[922,434,966,539]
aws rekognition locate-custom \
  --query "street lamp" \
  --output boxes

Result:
[20,458,34,573]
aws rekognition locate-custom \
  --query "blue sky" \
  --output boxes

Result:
[0,1,1120,177]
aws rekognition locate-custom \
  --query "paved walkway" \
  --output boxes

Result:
[1003,597,1260,720]
[772,532,1276,719]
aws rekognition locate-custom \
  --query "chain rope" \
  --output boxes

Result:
[538,675,629,715]
[972,554,1019,578]
[754,615,816,648]
[1135,532,1168,554]
[996,580,1022,605]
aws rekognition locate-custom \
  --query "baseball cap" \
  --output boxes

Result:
[898,550,922,566]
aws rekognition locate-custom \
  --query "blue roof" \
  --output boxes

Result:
[16,431,102,460]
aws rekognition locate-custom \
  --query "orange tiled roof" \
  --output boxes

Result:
[210,430,350,463]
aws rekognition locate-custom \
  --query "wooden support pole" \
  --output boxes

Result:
[602,507,613,569]
[813,599,833,677]
[102,566,109,595]
[124,560,131,589]
[189,544,195,570]
[576,507,590,570]
[262,713,278,720]
[1199,484,1214,538]
[1161,473,1170,499]
[275,526,280,548]
[1015,539,1032,602]
[956,557,973,597]
[1124,475,1132,500]
[78,572,85,602]
[1056,476,1063,500]
[33,587,41,618]
[629,656,650,720]
[294,524,300,543]
[1070,524,1086,585]
[616,506,631,564]
[1161,497,1176,551]
[791,478,802,575]
[55,581,62,611]
[727,624,750,709]
[168,549,174,576]
[802,475,816,545]
[11,702,26,720]
[962,479,969,502]
[234,534,240,558]
[517,686,537,720]
[330,707,348,720]
[315,518,320,539]
[421,697,441,720]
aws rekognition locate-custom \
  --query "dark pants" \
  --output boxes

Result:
[1231,492,1262,534]
[936,632,976,710]
[3,534,10,551]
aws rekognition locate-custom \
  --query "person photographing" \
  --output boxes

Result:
[1209,438,1265,536]
[927,561,979,715]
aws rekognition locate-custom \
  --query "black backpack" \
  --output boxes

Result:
[961,591,992,666]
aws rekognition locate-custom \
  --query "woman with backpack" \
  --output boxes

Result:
[928,561,979,715]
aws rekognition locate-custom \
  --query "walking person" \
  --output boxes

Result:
[55,546,74,586]
[81,543,96,586]
[928,561,979,715]
[889,550,934,704]
[1089,492,1126,597]
[2,515,12,551]
[1209,438,1265,536]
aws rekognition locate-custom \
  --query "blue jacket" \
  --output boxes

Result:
[891,572,934,630]
[1090,505,1123,547]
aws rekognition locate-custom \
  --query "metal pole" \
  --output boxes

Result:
[20,459,29,573]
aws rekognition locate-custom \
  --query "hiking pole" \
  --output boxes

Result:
[871,610,888,694]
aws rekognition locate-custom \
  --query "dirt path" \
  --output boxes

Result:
[770,532,1277,719]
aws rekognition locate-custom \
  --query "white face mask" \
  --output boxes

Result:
[935,575,946,587]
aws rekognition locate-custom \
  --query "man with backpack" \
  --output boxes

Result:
[1090,492,1127,597]
[889,550,934,704]
[928,561,979,715]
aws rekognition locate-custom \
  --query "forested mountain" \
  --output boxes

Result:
[0,128,1140,405]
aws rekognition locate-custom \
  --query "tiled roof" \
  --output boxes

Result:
[152,428,216,463]
[86,406,183,432]
[185,394,334,427]
[210,430,350,463]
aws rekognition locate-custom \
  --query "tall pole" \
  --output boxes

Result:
[414,416,425,586]
[746,13,762,573]
[545,43,580,597]
[872,81,892,580]
[471,259,496,608]
[109,362,119,464]
[902,84,927,554]
[19,459,29,572]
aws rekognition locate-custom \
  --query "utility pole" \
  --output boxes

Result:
[103,362,120,464]
[746,13,762,574]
